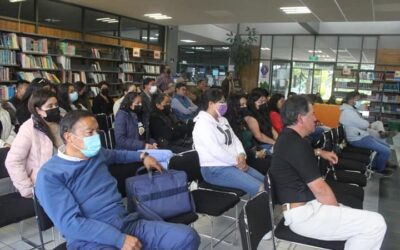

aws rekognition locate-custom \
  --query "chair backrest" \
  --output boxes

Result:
[0,147,10,179]
[108,128,116,149]
[32,192,54,231]
[107,114,114,128]
[239,191,272,250]
[337,124,346,144]
[95,113,109,132]
[98,130,108,149]
[322,131,334,151]
[168,150,203,182]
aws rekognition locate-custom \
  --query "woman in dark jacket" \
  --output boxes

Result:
[114,92,173,168]
[150,93,191,153]
[92,81,114,115]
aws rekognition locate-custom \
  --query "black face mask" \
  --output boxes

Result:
[166,69,171,75]
[239,107,250,117]
[162,105,171,115]
[101,88,109,96]
[132,105,142,114]
[43,107,61,123]
[258,103,268,113]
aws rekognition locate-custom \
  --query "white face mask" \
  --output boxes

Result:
[149,85,157,94]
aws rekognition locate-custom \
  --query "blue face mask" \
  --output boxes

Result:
[69,91,79,102]
[73,134,101,158]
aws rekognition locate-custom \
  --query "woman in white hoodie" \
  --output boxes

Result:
[192,88,264,197]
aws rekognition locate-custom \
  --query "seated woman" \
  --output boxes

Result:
[193,88,264,197]
[267,93,285,134]
[92,81,114,115]
[150,93,191,153]
[226,94,271,175]
[114,92,173,169]
[57,83,87,116]
[74,81,92,112]
[5,89,63,198]
[245,91,277,153]
[0,105,16,148]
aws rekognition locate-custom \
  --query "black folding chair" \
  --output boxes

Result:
[239,191,271,250]
[168,150,241,249]
[98,130,109,149]
[95,113,109,132]
[108,127,116,149]
[32,189,67,250]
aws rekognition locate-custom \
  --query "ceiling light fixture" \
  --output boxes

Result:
[261,47,271,51]
[222,47,230,50]
[9,0,26,2]
[191,47,204,50]
[144,13,172,20]
[44,18,61,23]
[181,39,196,43]
[96,17,119,23]
[308,50,322,53]
[280,6,311,14]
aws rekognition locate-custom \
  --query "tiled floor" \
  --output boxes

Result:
[0,134,399,250]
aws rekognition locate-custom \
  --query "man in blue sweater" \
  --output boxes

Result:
[36,110,200,250]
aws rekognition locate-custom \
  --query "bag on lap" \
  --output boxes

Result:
[126,167,195,221]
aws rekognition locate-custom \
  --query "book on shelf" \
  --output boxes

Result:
[119,63,134,72]
[0,33,19,49]
[0,85,15,100]
[0,67,11,81]
[19,37,48,53]
[87,72,106,83]
[57,56,71,70]
[58,42,76,56]
[120,48,130,61]
[18,54,58,69]
[16,71,60,83]
[91,62,102,72]
[91,48,101,59]
[0,50,17,65]
[143,65,160,74]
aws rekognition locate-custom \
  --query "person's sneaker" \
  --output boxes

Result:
[375,169,393,177]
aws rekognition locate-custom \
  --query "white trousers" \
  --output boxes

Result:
[283,200,386,250]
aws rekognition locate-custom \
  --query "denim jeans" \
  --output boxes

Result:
[139,149,174,169]
[260,144,274,154]
[200,166,264,197]
[350,135,390,172]
[68,216,200,250]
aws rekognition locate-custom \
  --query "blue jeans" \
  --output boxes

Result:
[201,166,264,197]
[68,217,200,250]
[350,135,391,172]
[260,144,274,154]
[139,149,174,169]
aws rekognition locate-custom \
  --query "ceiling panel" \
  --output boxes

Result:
[303,0,345,22]
[336,0,373,21]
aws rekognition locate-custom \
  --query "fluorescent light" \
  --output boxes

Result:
[308,50,322,53]
[149,37,157,40]
[106,20,119,23]
[180,39,196,43]
[222,47,230,50]
[96,17,112,21]
[280,6,311,14]
[44,18,61,23]
[261,47,271,51]
[9,0,26,2]
[96,17,118,23]
[191,47,204,50]
[144,13,172,20]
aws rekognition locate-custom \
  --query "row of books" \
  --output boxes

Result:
[0,85,15,100]
[0,50,17,65]
[58,42,76,56]
[61,71,87,83]
[121,48,130,61]
[382,95,400,103]
[57,56,71,70]
[0,33,19,49]
[91,62,102,72]
[20,37,48,53]
[19,54,58,69]
[119,63,135,72]
[87,72,106,83]
[16,71,60,83]
[359,71,384,81]
[382,83,400,92]
[0,67,11,81]
[91,48,101,59]
[143,65,160,74]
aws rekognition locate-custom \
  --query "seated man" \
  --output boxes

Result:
[270,95,386,250]
[171,83,198,122]
[36,110,200,250]
[340,91,393,176]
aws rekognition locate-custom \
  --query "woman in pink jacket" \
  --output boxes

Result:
[5,89,63,198]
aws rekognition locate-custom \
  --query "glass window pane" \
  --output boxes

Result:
[378,36,400,49]
[338,36,362,63]
[38,0,82,31]
[149,25,161,44]
[272,36,292,60]
[362,37,377,64]
[85,10,119,37]
[258,61,270,89]
[293,36,315,61]
[315,36,337,63]
[120,17,148,41]
[0,0,35,22]
[291,62,314,94]
[271,61,291,96]
[260,36,272,60]
[313,63,334,100]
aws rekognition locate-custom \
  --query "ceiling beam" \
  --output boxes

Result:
[298,22,319,34]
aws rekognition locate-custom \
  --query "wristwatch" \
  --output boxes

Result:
[315,149,321,157]
[140,152,149,161]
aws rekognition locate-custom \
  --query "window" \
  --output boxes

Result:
[0,0,35,22]
[337,36,362,63]
[362,36,377,64]
[260,36,272,60]
[315,36,337,63]
[85,10,119,37]
[120,17,148,41]
[272,36,292,60]
[149,24,163,44]
[293,36,315,61]
[38,0,82,31]
[258,60,271,89]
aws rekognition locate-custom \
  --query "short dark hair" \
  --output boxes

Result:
[60,110,95,143]
[120,91,140,110]
[16,80,29,88]
[344,91,360,104]
[268,93,285,113]
[202,88,224,110]
[142,78,155,88]
[175,82,186,90]
[22,78,51,102]
[280,95,311,126]
[57,83,74,112]
[98,81,109,89]
[251,87,269,98]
